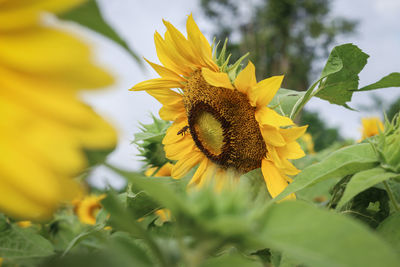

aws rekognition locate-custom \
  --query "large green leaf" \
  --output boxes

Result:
[377,212,400,253]
[315,43,368,107]
[269,88,305,117]
[260,201,400,267]
[0,225,54,260]
[337,167,400,208]
[58,0,141,64]
[275,143,378,201]
[358,72,400,91]
[201,254,262,267]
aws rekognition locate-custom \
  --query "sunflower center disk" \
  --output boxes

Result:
[183,70,267,173]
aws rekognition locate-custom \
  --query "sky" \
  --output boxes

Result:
[71,0,400,187]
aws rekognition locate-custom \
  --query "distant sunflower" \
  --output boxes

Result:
[360,117,384,140]
[0,0,116,221]
[74,194,106,225]
[131,15,306,198]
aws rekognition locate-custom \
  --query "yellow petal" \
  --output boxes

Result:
[164,137,196,160]
[159,102,186,121]
[144,58,185,82]
[130,78,183,91]
[261,159,296,200]
[171,151,204,179]
[146,89,183,104]
[255,107,293,128]
[0,0,86,30]
[201,68,234,89]
[164,30,197,71]
[234,61,257,95]
[279,125,308,143]
[0,27,113,89]
[276,142,306,159]
[260,124,286,146]
[250,75,284,107]
[163,119,189,145]
[162,20,199,67]
[188,158,210,186]
[186,14,219,71]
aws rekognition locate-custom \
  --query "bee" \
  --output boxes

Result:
[177,125,190,136]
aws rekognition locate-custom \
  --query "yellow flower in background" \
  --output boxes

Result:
[131,15,306,199]
[301,133,316,154]
[74,194,106,225]
[360,117,384,140]
[16,220,32,228]
[0,0,116,221]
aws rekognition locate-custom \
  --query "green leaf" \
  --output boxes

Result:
[275,143,378,201]
[260,201,400,267]
[126,190,161,219]
[201,253,262,267]
[106,165,188,215]
[358,72,400,91]
[269,88,305,117]
[61,224,105,257]
[289,54,343,119]
[58,0,141,64]
[377,212,400,253]
[337,167,400,208]
[315,43,369,106]
[0,225,54,260]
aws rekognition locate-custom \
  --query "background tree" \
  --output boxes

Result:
[200,0,357,90]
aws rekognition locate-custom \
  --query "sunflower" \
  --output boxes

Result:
[74,194,106,225]
[130,15,306,198]
[360,117,384,140]
[0,0,116,221]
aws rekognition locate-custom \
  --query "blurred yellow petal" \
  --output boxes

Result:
[201,68,234,89]
[0,0,86,30]
[234,61,257,95]
[0,27,113,89]
[171,151,204,179]
[188,158,210,186]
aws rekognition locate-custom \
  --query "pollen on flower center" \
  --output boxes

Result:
[194,111,224,155]
[183,70,267,173]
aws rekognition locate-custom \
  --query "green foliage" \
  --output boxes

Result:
[358,72,400,91]
[276,143,379,201]
[261,201,399,267]
[0,221,53,266]
[269,88,305,117]
[387,97,400,121]
[133,115,171,169]
[377,212,400,253]
[315,44,368,107]
[58,0,142,64]
[337,167,399,209]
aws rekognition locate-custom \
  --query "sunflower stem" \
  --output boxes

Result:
[383,180,400,212]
